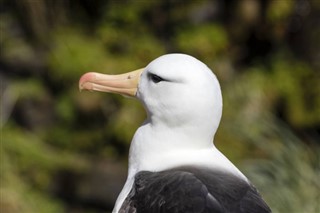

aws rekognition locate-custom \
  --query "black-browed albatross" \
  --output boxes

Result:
[79,54,271,213]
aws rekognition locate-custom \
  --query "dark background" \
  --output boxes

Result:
[1,0,319,212]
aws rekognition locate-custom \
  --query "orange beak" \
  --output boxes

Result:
[79,68,144,97]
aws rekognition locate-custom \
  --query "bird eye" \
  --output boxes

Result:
[149,74,164,83]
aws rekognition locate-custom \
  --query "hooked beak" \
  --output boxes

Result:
[79,68,144,97]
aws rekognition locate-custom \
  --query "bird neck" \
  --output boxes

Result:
[127,120,216,176]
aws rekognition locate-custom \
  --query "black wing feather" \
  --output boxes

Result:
[120,167,271,213]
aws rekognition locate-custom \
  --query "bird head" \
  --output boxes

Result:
[79,54,222,141]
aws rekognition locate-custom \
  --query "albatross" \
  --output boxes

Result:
[79,54,271,213]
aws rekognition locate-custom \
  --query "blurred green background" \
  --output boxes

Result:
[1,0,319,212]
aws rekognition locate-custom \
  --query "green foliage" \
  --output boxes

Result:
[47,28,108,82]
[267,0,294,22]
[97,24,165,66]
[1,124,88,212]
[243,118,320,213]
[176,24,228,59]
[10,79,48,100]
[270,57,320,127]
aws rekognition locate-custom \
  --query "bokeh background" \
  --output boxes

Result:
[1,0,319,212]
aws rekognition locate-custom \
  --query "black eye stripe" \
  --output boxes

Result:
[149,73,164,83]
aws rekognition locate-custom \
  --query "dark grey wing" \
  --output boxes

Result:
[238,186,271,213]
[120,167,271,213]
[120,170,223,213]
[180,167,271,213]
